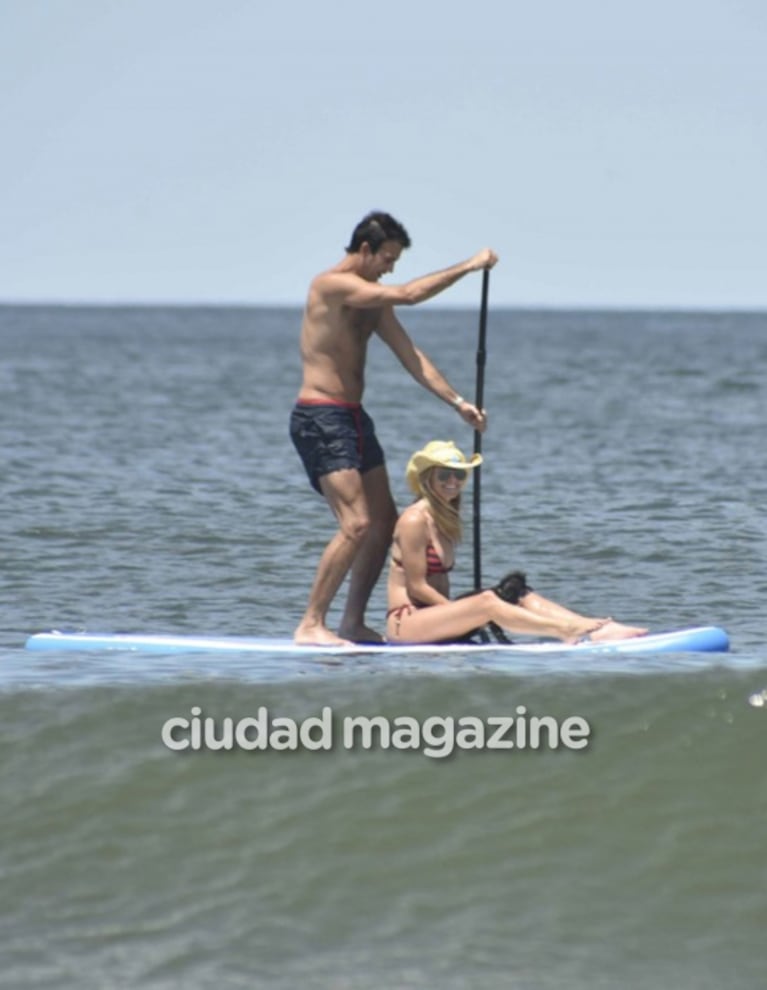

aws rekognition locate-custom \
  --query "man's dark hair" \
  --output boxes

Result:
[345,211,411,254]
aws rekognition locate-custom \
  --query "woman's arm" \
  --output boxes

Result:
[396,513,450,607]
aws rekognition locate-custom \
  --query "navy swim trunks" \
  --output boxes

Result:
[289,400,386,493]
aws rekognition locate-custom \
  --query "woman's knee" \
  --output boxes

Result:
[477,589,499,619]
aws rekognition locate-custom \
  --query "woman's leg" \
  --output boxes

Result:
[517,590,606,624]
[518,591,647,639]
[388,591,600,645]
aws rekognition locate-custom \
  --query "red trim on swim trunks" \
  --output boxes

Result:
[295,398,362,409]
[294,397,365,459]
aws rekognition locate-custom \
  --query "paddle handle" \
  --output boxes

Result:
[474,268,490,423]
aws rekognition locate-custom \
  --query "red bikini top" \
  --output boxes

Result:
[425,541,452,575]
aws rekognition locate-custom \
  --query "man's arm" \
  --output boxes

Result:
[328,249,498,310]
[376,308,487,433]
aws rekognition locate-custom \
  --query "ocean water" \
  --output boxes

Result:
[1,304,766,988]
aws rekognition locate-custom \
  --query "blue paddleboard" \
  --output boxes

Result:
[25,626,730,656]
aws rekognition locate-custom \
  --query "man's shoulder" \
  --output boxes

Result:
[313,267,364,290]
[307,269,353,304]
[309,274,390,327]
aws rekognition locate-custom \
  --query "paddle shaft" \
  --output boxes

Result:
[472,269,490,592]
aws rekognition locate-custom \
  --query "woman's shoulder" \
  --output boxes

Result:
[395,501,430,535]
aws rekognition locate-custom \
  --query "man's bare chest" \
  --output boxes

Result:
[344,308,380,339]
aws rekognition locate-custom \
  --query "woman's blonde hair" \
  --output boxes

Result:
[420,468,463,543]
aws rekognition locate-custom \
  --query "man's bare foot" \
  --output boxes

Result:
[337,623,384,644]
[293,623,352,647]
[588,620,648,642]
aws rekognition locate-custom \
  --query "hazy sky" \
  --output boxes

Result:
[2,0,765,309]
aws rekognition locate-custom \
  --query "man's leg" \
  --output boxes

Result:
[293,468,371,646]
[338,464,398,642]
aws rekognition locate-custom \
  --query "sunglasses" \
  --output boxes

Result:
[435,467,468,483]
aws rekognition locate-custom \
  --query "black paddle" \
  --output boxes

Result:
[468,269,510,645]
[472,268,489,594]
[469,270,493,644]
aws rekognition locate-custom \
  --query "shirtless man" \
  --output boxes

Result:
[290,211,498,645]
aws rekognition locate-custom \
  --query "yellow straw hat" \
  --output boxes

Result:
[405,440,483,495]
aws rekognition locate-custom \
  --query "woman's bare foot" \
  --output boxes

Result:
[561,618,609,644]
[294,622,353,647]
[588,620,648,642]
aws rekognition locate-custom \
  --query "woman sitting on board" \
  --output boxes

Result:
[385,440,648,645]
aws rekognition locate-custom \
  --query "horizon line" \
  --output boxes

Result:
[2,298,766,315]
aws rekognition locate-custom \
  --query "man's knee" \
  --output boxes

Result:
[341,512,371,544]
